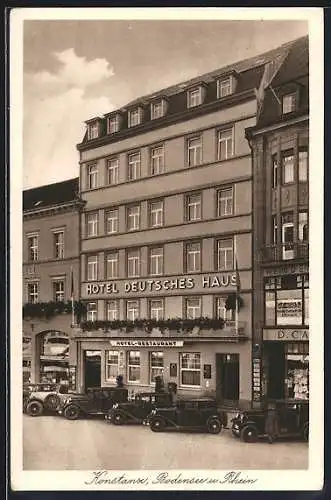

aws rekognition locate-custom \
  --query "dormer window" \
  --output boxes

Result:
[282,93,297,114]
[128,107,143,127]
[187,87,203,108]
[107,114,120,134]
[151,100,167,120]
[87,121,100,140]
[217,76,234,98]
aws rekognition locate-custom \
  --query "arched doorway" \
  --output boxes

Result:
[38,330,69,384]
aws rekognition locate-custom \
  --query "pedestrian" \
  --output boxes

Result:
[265,402,280,444]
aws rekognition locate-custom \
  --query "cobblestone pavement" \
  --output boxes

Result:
[23,414,308,471]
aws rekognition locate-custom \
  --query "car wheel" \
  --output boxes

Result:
[150,417,165,432]
[64,405,80,420]
[207,418,222,434]
[302,423,309,442]
[44,394,60,411]
[241,425,258,443]
[113,412,126,425]
[26,400,43,417]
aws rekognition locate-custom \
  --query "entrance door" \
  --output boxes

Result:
[216,353,239,404]
[267,342,285,399]
[84,350,101,390]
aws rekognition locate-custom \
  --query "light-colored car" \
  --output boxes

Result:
[24,383,69,417]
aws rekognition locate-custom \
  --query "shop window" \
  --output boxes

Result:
[106,300,119,321]
[180,353,201,387]
[281,150,294,184]
[105,209,119,234]
[185,297,201,319]
[186,193,201,222]
[106,157,119,185]
[149,299,164,321]
[126,300,140,321]
[216,296,235,321]
[127,249,140,278]
[149,200,164,227]
[127,351,140,382]
[217,187,233,217]
[185,241,201,273]
[149,247,164,276]
[285,343,309,400]
[106,350,121,382]
[216,238,233,270]
[298,149,308,182]
[86,302,97,322]
[187,136,202,166]
[150,352,164,383]
[106,251,119,279]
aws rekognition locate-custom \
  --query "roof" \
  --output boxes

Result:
[23,177,80,211]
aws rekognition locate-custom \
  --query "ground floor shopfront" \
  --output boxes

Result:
[69,331,252,405]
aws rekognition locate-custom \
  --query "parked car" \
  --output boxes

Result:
[145,398,228,434]
[24,383,69,416]
[231,400,309,442]
[58,387,128,420]
[105,392,174,425]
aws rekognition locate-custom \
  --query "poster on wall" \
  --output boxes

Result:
[276,298,302,325]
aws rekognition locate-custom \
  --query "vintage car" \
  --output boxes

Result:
[105,392,174,425]
[24,383,69,416]
[58,387,129,420]
[145,398,228,434]
[231,400,309,442]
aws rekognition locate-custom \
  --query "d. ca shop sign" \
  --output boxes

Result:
[263,328,309,341]
[85,273,238,296]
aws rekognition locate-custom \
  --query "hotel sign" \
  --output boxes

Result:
[263,329,309,341]
[85,273,238,296]
[110,340,184,347]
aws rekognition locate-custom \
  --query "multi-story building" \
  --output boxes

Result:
[71,41,297,404]
[246,36,309,404]
[23,178,83,385]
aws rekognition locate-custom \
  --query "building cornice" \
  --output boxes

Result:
[23,200,85,219]
[245,114,308,140]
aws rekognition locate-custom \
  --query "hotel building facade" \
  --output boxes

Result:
[70,42,297,404]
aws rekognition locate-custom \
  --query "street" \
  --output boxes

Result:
[23,414,308,470]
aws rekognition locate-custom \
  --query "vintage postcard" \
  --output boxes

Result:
[10,7,324,491]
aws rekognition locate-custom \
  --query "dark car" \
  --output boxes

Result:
[145,398,228,434]
[105,392,174,425]
[58,387,128,420]
[231,400,309,442]
[24,383,69,416]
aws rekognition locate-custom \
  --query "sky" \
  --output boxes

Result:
[23,18,308,189]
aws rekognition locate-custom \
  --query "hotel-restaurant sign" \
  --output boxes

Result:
[263,328,309,341]
[110,340,184,347]
[85,273,238,296]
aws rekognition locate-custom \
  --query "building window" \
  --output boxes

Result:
[128,152,141,181]
[127,249,140,278]
[272,154,279,188]
[106,350,120,381]
[217,187,233,217]
[86,302,97,322]
[27,283,39,304]
[127,351,140,382]
[86,212,98,237]
[216,296,235,321]
[127,300,140,321]
[128,108,142,128]
[87,121,99,140]
[53,231,64,259]
[217,77,233,98]
[217,128,234,161]
[185,297,201,319]
[264,274,309,326]
[87,164,98,189]
[106,158,119,185]
[107,115,120,134]
[272,215,278,244]
[149,200,164,227]
[149,299,164,321]
[217,239,233,271]
[180,353,201,386]
[187,87,202,108]
[106,251,119,279]
[151,146,164,175]
[27,235,38,261]
[282,93,297,114]
[149,247,163,276]
[299,149,308,182]
[105,209,119,234]
[87,255,98,281]
[187,136,202,166]
[281,150,294,184]
[186,193,202,222]
[186,241,201,273]
[298,211,308,241]
[106,300,119,321]
[127,205,140,231]
[53,280,65,302]
[151,101,165,120]
[150,352,164,383]
[281,212,294,260]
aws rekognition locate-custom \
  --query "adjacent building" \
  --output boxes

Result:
[23,178,83,385]
[246,36,309,404]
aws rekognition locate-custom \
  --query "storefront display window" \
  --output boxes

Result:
[106,350,120,382]
[127,351,140,382]
[285,343,309,400]
[180,352,201,386]
[149,351,164,383]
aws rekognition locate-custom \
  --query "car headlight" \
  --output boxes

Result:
[150,409,156,416]
[113,403,119,409]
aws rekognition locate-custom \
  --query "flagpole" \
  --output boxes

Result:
[70,266,75,327]
[234,243,241,337]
